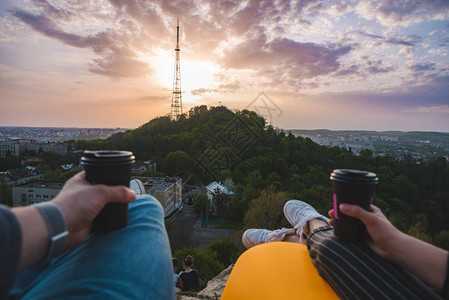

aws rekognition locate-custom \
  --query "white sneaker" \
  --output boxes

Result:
[283,200,329,244]
[242,228,296,249]
[130,179,145,195]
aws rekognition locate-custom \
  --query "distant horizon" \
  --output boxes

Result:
[1,124,449,135]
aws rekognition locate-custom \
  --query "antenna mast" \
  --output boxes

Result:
[170,19,182,120]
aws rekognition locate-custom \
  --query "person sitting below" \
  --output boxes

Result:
[242,200,449,299]
[179,255,200,292]
[172,258,183,289]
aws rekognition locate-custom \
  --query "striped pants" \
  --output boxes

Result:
[307,226,442,300]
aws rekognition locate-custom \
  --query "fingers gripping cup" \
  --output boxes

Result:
[330,169,378,242]
[81,150,135,232]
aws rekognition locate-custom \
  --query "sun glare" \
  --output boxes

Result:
[149,50,220,104]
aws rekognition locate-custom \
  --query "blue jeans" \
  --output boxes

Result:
[10,195,175,300]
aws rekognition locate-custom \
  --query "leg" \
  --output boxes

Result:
[10,195,175,300]
[307,227,442,300]
[242,228,296,248]
[242,199,330,249]
[282,219,327,243]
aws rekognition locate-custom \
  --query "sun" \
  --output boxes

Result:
[147,49,220,104]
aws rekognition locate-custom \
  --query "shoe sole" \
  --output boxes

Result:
[242,230,255,249]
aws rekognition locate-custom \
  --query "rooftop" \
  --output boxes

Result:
[15,181,64,189]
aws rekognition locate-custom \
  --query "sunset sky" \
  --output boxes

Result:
[1,0,448,132]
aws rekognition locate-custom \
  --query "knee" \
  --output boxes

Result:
[309,236,342,270]
[130,195,165,220]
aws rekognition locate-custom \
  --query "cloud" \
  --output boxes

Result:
[191,80,241,96]
[7,0,447,95]
[409,62,437,72]
[11,9,95,48]
[356,57,397,75]
[358,31,421,47]
[429,48,448,56]
[335,65,360,76]
[32,0,72,21]
[221,35,352,88]
[0,32,9,41]
[440,37,449,47]
[191,88,213,96]
[89,55,151,78]
[356,0,449,26]
[217,81,241,92]
[140,95,168,101]
[405,105,449,114]
[10,7,151,78]
[367,65,396,74]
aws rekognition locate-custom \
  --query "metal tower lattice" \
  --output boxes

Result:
[170,20,182,120]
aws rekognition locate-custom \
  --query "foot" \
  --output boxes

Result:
[242,228,295,249]
[130,179,145,195]
[283,200,329,244]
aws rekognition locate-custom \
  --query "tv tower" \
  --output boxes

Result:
[170,19,182,120]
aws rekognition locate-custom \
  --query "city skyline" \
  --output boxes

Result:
[0,0,448,132]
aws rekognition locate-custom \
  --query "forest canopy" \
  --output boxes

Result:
[75,105,449,248]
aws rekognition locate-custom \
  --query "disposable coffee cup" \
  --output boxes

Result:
[81,150,135,232]
[330,169,378,242]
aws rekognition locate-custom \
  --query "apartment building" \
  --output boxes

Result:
[12,181,63,207]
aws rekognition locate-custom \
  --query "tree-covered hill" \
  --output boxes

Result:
[75,106,449,248]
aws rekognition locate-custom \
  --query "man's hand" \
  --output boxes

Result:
[14,172,136,270]
[52,171,136,250]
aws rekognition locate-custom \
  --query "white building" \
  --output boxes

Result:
[133,176,182,217]
[205,181,235,201]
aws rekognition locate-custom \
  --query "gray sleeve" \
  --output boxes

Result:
[0,205,22,299]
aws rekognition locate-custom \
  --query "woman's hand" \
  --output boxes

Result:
[329,203,448,293]
[328,204,403,258]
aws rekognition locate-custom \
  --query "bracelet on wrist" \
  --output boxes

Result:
[34,202,68,264]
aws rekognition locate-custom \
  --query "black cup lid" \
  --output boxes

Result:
[81,150,135,166]
[330,169,378,184]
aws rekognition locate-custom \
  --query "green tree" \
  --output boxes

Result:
[162,151,194,176]
[222,177,235,193]
[298,185,331,217]
[0,157,20,171]
[219,169,232,181]
[243,190,290,230]
[208,237,241,267]
[0,182,12,206]
[211,187,231,218]
[434,230,449,250]
[139,170,166,177]
[247,170,263,189]
[266,171,282,191]
[40,151,63,168]
[192,193,208,215]
[44,170,77,181]
[407,214,433,244]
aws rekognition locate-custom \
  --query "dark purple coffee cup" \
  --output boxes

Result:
[81,150,135,232]
[330,169,378,242]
